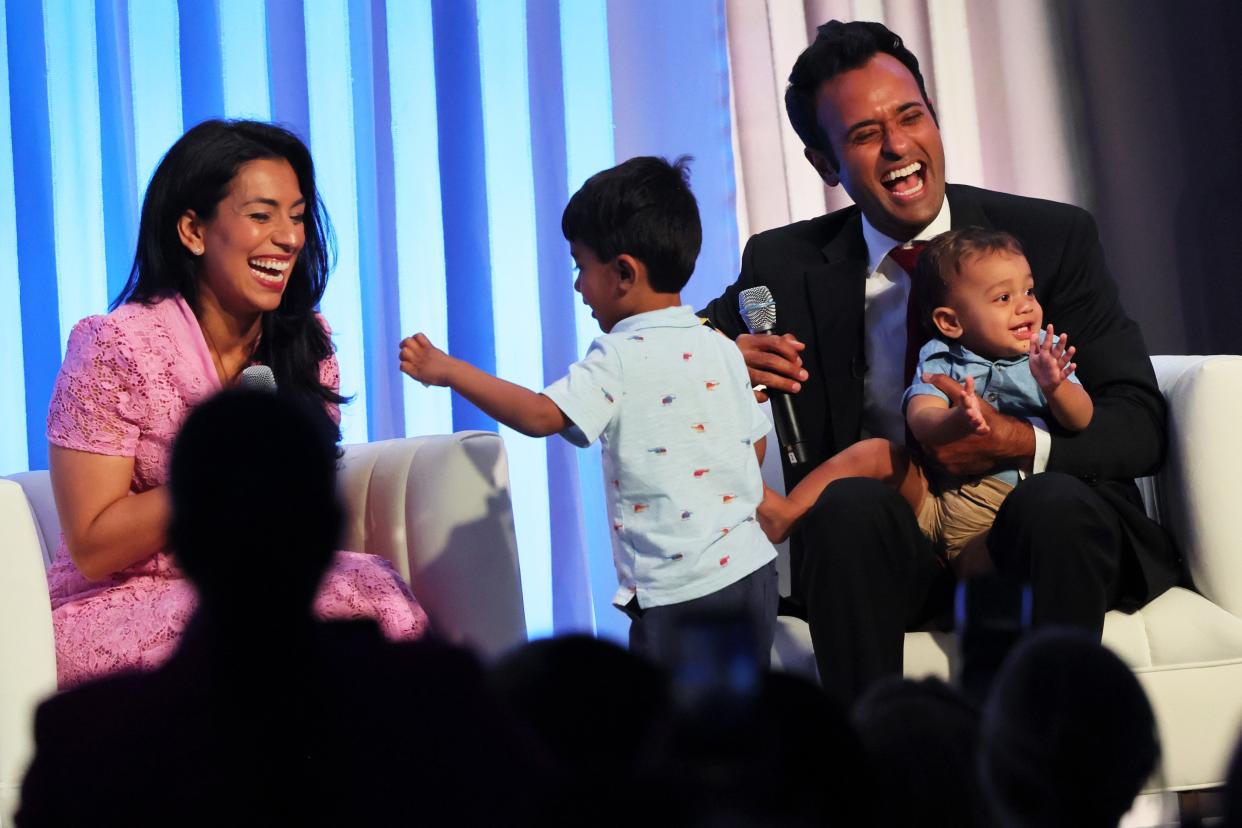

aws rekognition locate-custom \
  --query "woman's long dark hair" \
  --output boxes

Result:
[112,119,348,419]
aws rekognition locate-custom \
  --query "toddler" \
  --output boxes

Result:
[401,157,779,664]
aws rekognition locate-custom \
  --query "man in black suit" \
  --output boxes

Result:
[701,20,1179,703]
[18,391,542,827]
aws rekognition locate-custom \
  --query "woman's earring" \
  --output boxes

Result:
[193,246,203,255]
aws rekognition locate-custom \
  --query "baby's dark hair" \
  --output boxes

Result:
[913,227,1026,338]
[561,155,702,294]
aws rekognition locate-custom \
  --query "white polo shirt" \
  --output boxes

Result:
[543,305,776,609]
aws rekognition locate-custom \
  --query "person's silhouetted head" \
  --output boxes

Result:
[491,635,670,824]
[635,669,870,827]
[980,628,1160,827]
[169,389,341,619]
[854,676,983,827]
[493,635,670,773]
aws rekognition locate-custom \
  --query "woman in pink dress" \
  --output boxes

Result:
[46,120,428,688]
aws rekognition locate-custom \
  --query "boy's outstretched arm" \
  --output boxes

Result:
[1029,324,1094,432]
[400,333,570,438]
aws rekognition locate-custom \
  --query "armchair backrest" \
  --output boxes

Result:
[336,431,527,658]
[4,430,528,661]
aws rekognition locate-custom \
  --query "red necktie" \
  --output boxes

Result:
[888,242,928,386]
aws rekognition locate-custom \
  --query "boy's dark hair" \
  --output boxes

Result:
[914,227,1026,339]
[561,155,702,294]
[786,20,936,170]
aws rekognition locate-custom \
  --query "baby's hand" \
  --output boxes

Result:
[957,374,991,436]
[1029,324,1078,392]
[399,333,454,387]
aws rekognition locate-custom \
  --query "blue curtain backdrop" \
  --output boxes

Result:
[0,0,739,641]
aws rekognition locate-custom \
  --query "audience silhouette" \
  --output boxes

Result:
[853,676,984,827]
[979,628,1160,828]
[19,391,541,827]
[492,634,671,824]
[19,390,1242,826]
[641,667,871,826]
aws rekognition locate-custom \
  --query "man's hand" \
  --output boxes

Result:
[919,374,1035,476]
[736,332,807,402]
[399,333,456,387]
[1029,323,1078,393]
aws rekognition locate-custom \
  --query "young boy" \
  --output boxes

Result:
[758,227,1093,577]
[400,157,778,665]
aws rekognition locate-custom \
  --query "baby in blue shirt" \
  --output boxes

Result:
[400,157,777,666]
[760,227,1093,577]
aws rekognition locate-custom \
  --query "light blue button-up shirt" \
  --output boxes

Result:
[903,335,1081,487]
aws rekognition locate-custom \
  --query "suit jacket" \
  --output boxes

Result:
[702,184,1179,606]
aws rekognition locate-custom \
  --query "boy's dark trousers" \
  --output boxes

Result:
[624,560,779,671]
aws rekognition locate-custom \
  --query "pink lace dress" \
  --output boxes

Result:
[46,295,429,688]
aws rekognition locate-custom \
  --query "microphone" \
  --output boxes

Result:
[738,286,809,467]
[239,365,277,393]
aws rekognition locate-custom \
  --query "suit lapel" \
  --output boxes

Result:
[803,213,869,453]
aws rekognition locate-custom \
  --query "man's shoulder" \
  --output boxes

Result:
[948,184,1092,230]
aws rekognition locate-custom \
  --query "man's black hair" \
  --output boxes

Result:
[785,20,937,170]
[561,155,701,294]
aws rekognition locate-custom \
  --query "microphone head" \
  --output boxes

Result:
[239,365,277,393]
[739,285,777,334]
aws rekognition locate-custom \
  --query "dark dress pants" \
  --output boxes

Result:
[798,472,1126,705]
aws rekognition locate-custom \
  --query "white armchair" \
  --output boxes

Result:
[0,430,527,827]
[769,355,1242,793]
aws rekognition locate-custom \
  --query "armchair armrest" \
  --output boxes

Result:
[1144,355,1242,617]
[337,432,527,659]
